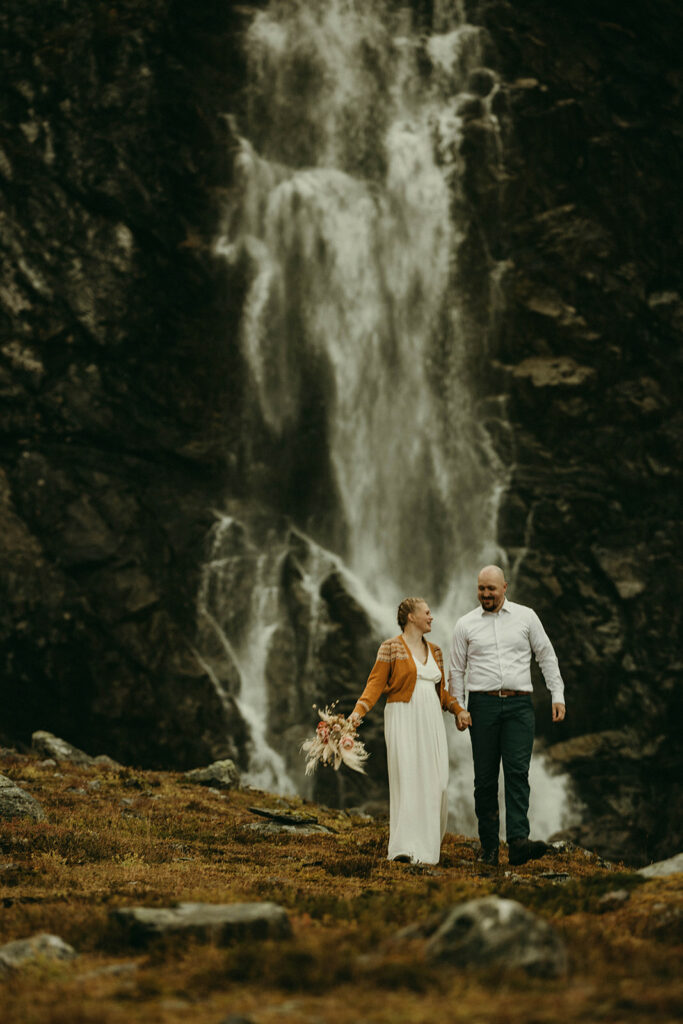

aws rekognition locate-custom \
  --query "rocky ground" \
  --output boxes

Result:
[1,741,681,1024]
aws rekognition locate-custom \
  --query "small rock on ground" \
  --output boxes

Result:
[31,730,94,766]
[246,821,331,836]
[0,774,45,822]
[111,901,291,946]
[184,759,240,789]
[426,896,567,977]
[598,889,631,911]
[0,934,76,974]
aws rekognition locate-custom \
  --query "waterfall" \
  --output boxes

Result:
[203,0,580,839]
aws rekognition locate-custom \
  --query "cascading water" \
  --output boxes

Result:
[202,0,581,838]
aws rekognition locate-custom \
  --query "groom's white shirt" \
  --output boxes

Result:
[448,598,565,708]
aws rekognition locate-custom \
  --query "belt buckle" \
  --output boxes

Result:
[499,689,508,698]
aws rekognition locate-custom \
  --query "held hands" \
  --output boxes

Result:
[456,709,472,732]
[552,703,566,723]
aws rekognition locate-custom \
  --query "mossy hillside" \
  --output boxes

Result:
[0,753,681,1024]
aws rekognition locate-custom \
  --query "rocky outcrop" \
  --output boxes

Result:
[465,0,683,862]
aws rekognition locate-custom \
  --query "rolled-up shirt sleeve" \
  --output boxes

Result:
[529,611,565,704]
[448,620,468,709]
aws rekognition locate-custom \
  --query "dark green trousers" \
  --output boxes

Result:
[468,691,535,848]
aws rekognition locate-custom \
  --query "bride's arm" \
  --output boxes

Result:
[348,640,392,723]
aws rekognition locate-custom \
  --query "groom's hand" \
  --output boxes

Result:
[456,710,471,731]
[552,703,566,722]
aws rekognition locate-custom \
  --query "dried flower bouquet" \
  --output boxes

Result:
[301,703,369,775]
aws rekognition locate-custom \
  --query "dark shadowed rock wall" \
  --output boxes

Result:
[0,0,251,767]
[466,0,683,862]
[0,0,680,861]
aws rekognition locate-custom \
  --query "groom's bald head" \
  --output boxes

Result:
[477,565,507,612]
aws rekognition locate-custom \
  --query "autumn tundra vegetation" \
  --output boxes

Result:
[0,745,681,1024]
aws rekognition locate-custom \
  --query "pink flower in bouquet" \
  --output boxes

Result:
[316,722,330,743]
[340,735,355,751]
[331,722,342,734]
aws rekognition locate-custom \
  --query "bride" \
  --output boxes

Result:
[349,597,466,865]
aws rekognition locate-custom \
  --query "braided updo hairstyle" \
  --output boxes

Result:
[397,597,426,630]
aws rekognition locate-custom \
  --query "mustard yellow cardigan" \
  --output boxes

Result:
[352,634,464,719]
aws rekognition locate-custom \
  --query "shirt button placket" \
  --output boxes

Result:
[493,615,505,692]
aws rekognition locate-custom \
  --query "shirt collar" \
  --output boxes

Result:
[480,597,511,616]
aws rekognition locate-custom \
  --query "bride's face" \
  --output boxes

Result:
[410,601,433,634]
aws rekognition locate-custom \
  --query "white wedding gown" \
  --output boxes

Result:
[384,649,449,864]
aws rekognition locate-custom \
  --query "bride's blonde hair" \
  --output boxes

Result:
[397,597,426,630]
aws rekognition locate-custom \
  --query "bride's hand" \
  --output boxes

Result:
[348,711,363,728]
[456,709,471,732]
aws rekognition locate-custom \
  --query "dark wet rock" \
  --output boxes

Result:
[184,759,241,790]
[545,730,671,866]
[248,805,320,827]
[0,934,76,974]
[0,773,45,821]
[454,94,485,120]
[425,896,567,977]
[467,67,498,97]
[111,902,292,946]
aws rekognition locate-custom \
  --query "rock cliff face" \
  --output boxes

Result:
[0,0,251,767]
[0,0,680,862]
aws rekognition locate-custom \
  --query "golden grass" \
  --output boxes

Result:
[1,755,681,1023]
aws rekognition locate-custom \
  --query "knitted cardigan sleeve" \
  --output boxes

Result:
[351,639,393,718]
[432,644,464,716]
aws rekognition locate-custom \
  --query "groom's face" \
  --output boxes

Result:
[477,572,507,613]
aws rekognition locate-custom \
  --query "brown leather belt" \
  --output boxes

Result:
[480,689,528,698]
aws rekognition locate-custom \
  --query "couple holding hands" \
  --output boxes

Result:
[349,565,567,867]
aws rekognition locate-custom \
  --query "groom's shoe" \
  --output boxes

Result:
[477,845,499,866]
[508,838,548,866]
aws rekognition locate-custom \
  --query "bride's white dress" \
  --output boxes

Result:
[384,648,449,864]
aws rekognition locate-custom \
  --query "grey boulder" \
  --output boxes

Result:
[426,896,567,977]
[111,901,291,946]
[0,934,76,974]
[31,730,95,766]
[638,852,683,879]
[0,774,45,821]
[184,759,240,789]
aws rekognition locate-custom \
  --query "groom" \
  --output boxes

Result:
[448,566,566,866]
